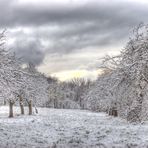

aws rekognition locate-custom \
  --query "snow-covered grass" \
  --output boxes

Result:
[0,106,148,148]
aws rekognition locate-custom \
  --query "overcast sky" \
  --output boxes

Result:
[1,0,148,80]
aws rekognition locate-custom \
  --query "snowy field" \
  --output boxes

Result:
[0,106,148,148]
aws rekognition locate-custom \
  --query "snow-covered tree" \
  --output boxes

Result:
[0,31,49,117]
[87,23,148,122]
[116,24,148,121]
[82,70,114,112]
[0,31,25,117]
[47,77,92,109]
[22,63,49,115]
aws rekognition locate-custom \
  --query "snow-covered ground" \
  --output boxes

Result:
[0,106,148,148]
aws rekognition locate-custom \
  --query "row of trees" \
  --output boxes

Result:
[47,78,92,109]
[45,24,148,123]
[83,24,148,122]
[0,30,93,118]
[1,24,148,122]
[0,31,49,117]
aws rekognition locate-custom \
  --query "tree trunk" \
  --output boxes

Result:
[9,101,14,118]
[35,106,38,114]
[4,100,6,105]
[19,96,24,115]
[108,105,118,117]
[112,109,118,117]
[28,100,32,115]
[54,99,57,108]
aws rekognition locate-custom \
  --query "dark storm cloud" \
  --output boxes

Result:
[0,0,148,67]
[12,38,45,65]
[0,0,147,27]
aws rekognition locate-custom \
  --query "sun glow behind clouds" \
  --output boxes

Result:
[7,0,147,81]
[51,69,103,81]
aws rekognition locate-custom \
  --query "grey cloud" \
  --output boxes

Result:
[1,0,148,70]
[0,0,147,28]
[12,38,45,66]
[41,53,99,73]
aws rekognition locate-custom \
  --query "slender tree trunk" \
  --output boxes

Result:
[28,100,32,115]
[4,100,6,105]
[19,96,24,115]
[35,106,38,114]
[9,101,14,118]
[54,99,56,108]
[54,99,58,108]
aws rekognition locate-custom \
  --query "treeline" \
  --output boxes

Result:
[1,24,148,123]
[47,78,92,109]
[48,24,148,122]
[82,24,148,122]
[0,30,92,118]
[0,31,49,117]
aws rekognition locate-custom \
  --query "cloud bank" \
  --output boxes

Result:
[0,0,148,79]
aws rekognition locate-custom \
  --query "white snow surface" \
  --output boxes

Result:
[0,106,148,148]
